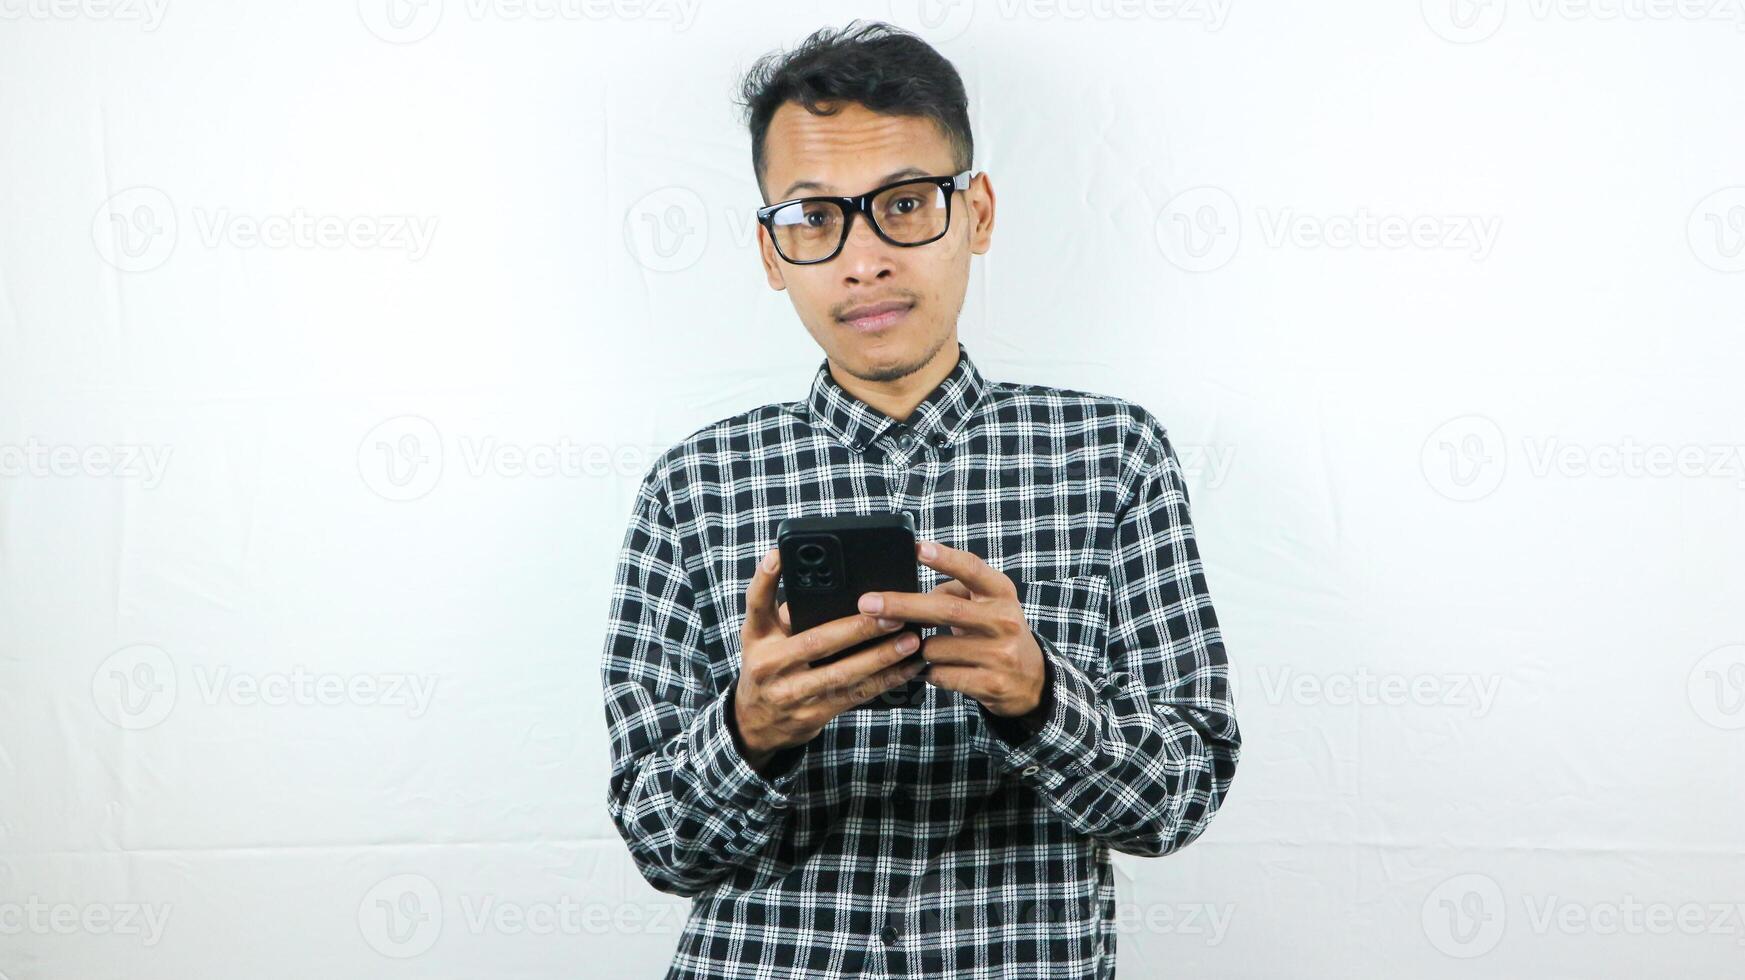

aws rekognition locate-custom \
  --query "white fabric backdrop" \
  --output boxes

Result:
[3,2,1743,977]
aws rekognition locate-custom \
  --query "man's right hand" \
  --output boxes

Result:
[733,545,925,769]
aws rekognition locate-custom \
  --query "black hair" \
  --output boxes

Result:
[735,21,974,204]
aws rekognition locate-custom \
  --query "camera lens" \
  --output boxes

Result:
[797,542,826,565]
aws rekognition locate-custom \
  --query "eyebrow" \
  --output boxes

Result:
[776,166,934,202]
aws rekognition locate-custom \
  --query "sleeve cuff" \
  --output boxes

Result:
[690,684,805,814]
[974,631,1101,783]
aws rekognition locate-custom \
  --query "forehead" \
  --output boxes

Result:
[762,100,955,201]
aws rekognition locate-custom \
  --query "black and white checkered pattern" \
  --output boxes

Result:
[602,341,1241,978]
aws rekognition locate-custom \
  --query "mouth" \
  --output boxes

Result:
[838,300,914,333]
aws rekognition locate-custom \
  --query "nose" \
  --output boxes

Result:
[836,211,896,282]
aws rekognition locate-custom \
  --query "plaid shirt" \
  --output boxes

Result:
[602,341,1240,979]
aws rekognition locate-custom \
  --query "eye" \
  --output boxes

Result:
[889,194,922,214]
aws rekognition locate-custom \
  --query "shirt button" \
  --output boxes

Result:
[880,924,900,946]
[898,432,915,448]
[1021,764,1041,777]
[932,433,948,447]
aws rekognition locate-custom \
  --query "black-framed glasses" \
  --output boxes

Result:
[756,169,978,265]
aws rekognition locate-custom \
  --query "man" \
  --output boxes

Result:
[602,21,1240,979]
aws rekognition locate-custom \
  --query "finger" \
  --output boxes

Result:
[823,658,920,714]
[798,628,923,704]
[849,656,929,709]
[778,601,792,634]
[932,579,972,599]
[774,609,906,672]
[858,588,992,634]
[931,579,972,631]
[914,539,1015,599]
[910,633,991,668]
[919,662,984,698]
[743,547,783,640]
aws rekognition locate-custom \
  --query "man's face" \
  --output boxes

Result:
[757,100,994,384]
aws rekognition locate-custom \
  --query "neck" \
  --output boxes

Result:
[828,336,958,422]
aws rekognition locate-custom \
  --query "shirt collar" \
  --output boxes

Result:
[804,341,988,454]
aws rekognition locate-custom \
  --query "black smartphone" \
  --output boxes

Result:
[777,512,927,710]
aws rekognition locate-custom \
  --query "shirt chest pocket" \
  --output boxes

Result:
[1015,573,1113,682]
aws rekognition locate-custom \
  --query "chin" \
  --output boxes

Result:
[853,338,937,383]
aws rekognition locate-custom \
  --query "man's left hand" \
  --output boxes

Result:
[856,539,1046,719]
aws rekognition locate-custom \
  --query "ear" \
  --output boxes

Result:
[757,223,788,291]
[966,172,996,257]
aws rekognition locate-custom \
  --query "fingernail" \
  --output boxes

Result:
[859,593,883,614]
[877,617,901,630]
[920,541,938,559]
[762,550,777,572]
[896,632,919,652]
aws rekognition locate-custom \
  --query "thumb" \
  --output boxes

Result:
[742,546,783,640]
